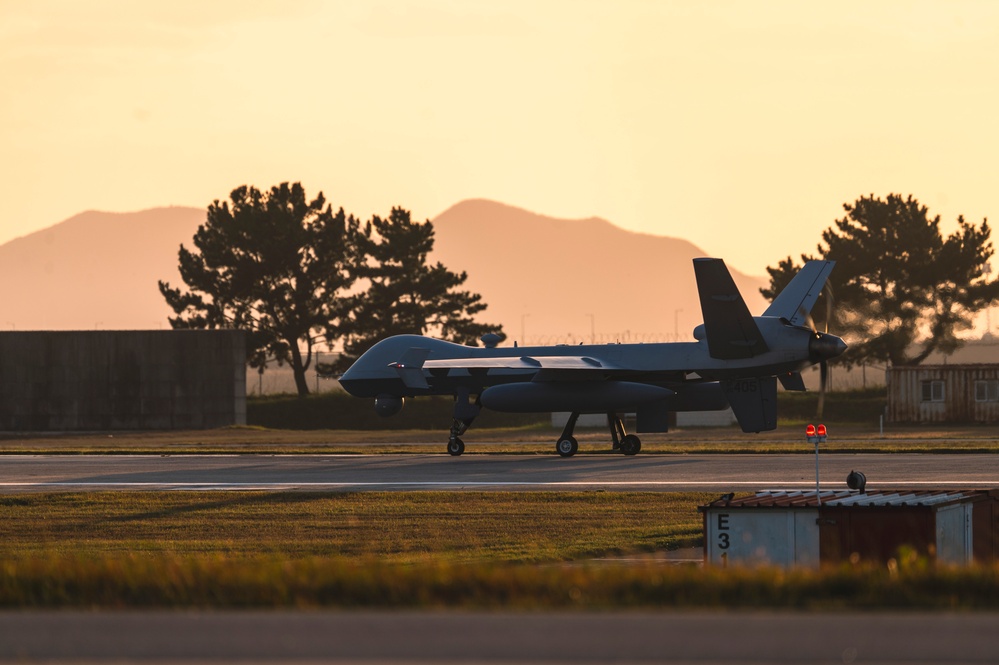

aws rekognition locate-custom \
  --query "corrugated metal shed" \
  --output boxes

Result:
[887,364,999,423]
[705,489,978,509]
[700,489,999,567]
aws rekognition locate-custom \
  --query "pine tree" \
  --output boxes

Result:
[762,193,999,366]
[333,207,503,370]
[159,183,362,395]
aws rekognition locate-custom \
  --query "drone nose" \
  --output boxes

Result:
[809,333,847,361]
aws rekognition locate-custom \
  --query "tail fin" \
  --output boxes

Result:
[762,260,835,326]
[694,258,768,359]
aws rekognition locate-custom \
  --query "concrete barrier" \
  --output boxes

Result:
[0,330,245,430]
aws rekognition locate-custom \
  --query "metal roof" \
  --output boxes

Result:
[699,489,994,511]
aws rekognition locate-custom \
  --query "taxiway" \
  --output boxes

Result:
[0,452,996,492]
[2,610,998,663]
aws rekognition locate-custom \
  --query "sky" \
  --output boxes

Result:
[3,0,999,276]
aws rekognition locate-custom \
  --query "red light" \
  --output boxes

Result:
[817,424,827,437]
[805,424,816,437]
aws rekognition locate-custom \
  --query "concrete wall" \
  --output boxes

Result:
[0,330,245,431]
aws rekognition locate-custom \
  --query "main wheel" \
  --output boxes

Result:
[556,436,578,457]
[620,434,641,456]
[447,437,465,456]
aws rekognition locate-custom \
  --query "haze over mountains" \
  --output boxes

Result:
[433,200,766,343]
[0,207,204,332]
[0,200,767,343]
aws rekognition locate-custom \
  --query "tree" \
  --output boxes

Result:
[332,207,503,370]
[159,183,362,396]
[762,193,999,367]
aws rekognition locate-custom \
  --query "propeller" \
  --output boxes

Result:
[817,357,828,419]
[816,284,835,418]
[796,285,839,418]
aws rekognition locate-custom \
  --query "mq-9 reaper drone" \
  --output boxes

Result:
[339,258,846,456]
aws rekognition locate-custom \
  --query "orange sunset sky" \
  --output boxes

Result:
[2,0,998,276]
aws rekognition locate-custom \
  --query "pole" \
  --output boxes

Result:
[987,262,993,335]
[808,424,827,505]
[815,440,821,506]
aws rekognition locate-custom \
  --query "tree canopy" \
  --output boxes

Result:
[332,207,503,371]
[161,183,503,395]
[762,193,999,367]
[159,183,362,395]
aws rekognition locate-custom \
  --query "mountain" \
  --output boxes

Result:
[0,201,767,340]
[0,207,206,330]
[430,200,767,343]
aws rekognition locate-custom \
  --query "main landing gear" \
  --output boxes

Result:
[554,411,641,457]
[442,388,642,457]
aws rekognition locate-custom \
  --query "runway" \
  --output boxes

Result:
[1,452,997,492]
[2,610,999,663]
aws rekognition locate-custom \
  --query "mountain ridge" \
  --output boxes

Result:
[430,199,765,342]
[0,206,207,331]
[0,200,766,340]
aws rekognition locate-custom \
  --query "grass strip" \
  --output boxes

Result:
[3,554,998,610]
[0,492,707,563]
[1,491,997,609]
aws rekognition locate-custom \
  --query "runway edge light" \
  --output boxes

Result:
[805,424,827,444]
[805,424,827,505]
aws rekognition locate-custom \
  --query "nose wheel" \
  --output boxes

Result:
[447,437,465,456]
[556,436,578,457]
[555,412,581,457]
[444,390,479,456]
[447,418,468,456]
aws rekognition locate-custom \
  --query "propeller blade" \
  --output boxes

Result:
[824,283,834,334]
[816,360,828,419]
[816,282,835,419]
[798,305,817,333]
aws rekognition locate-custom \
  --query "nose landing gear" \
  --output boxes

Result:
[447,432,465,456]
[445,388,479,456]
[556,412,580,457]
